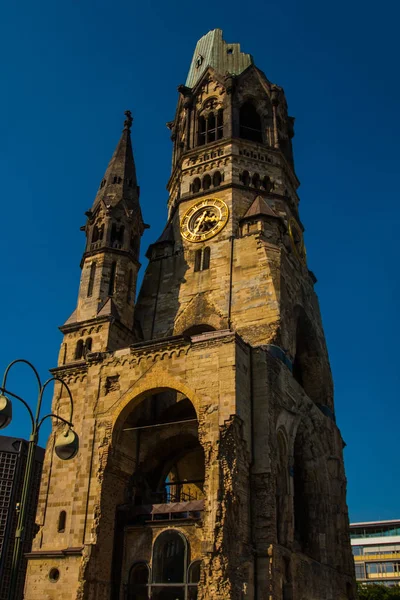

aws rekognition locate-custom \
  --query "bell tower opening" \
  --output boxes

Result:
[239,101,263,143]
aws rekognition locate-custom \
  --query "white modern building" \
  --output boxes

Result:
[350,519,400,586]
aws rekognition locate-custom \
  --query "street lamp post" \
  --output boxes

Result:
[0,359,79,600]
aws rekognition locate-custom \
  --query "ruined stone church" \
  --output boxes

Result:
[25,29,356,600]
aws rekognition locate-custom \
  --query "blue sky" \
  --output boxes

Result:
[1,0,399,522]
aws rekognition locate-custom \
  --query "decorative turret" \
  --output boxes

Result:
[59,112,147,362]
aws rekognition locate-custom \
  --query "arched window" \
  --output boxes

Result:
[194,249,202,272]
[262,175,272,192]
[194,247,210,272]
[240,101,263,143]
[57,510,66,533]
[217,109,224,139]
[188,560,201,584]
[208,113,216,143]
[213,171,222,187]
[198,116,206,146]
[128,562,149,600]
[85,338,92,353]
[197,110,224,147]
[87,262,96,297]
[202,246,210,270]
[153,530,187,584]
[75,339,84,360]
[292,308,330,405]
[127,270,133,304]
[91,225,100,243]
[276,431,289,546]
[241,170,250,186]
[202,174,211,191]
[192,178,201,194]
[293,427,310,552]
[108,262,117,296]
[252,173,260,188]
[111,224,124,249]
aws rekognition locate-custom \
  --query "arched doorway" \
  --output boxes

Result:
[125,532,201,599]
[111,388,205,599]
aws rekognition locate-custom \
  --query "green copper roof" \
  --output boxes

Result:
[186,29,253,89]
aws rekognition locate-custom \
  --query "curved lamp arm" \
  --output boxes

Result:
[0,386,35,431]
[40,377,74,425]
[37,413,73,432]
[1,359,42,393]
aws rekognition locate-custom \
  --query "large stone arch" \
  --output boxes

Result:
[292,305,333,408]
[87,370,207,600]
[109,367,204,441]
[291,414,332,562]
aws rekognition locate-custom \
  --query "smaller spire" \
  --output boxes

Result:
[124,110,133,131]
[91,110,139,211]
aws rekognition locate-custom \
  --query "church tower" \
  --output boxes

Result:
[25,30,356,600]
[59,110,146,365]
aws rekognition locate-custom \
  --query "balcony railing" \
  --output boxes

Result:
[354,552,400,561]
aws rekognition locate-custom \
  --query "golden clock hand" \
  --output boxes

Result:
[194,211,206,234]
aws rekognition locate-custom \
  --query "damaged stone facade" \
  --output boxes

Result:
[24,28,356,600]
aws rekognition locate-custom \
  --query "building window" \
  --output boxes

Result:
[355,564,365,579]
[85,338,92,353]
[202,174,211,191]
[108,262,117,296]
[241,170,250,186]
[197,110,224,146]
[126,538,200,599]
[213,171,222,187]
[91,224,104,244]
[262,175,272,191]
[57,511,66,533]
[252,173,260,188]
[87,262,96,297]
[192,178,201,193]
[75,340,84,360]
[239,101,263,143]
[194,248,210,272]
[128,562,150,598]
[111,224,124,249]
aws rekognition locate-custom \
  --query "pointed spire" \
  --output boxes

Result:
[92,110,139,212]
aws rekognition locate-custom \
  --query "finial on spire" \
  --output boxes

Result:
[124,110,133,131]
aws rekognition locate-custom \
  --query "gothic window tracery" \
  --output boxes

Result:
[197,99,223,146]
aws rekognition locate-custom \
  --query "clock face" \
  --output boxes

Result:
[288,217,307,264]
[181,198,229,242]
